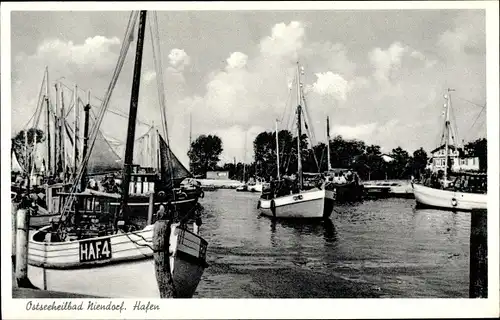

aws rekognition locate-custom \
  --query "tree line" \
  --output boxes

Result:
[12,128,487,182]
[187,131,487,181]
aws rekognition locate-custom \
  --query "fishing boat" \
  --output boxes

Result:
[28,191,207,298]
[412,177,487,211]
[412,89,487,211]
[258,62,335,219]
[25,10,208,298]
[321,116,364,202]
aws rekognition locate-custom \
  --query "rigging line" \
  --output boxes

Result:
[21,72,47,131]
[455,96,485,109]
[280,85,293,124]
[150,11,177,198]
[449,102,460,146]
[465,103,487,141]
[58,80,151,127]
[58,11,139,226]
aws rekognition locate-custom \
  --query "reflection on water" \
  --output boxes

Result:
[195,190,471,298]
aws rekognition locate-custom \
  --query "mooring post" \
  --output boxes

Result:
[12,202,18,269]
[15,200,34,288]
[147,192,154,225]
[153,210,176,298]
[469,208,487,298]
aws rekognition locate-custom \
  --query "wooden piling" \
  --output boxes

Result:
[153,219,176,298]
[15,207,34,288]
[12,202,18,268]
[469,208,487,298]
[147,192,154,225]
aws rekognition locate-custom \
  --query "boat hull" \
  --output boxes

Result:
[258,189,335,219]
[325,182,364,202]
[412,183,487,211]
[26,224,207,298]
[247,184,263,193]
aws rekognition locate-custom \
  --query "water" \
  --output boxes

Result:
[194,189,471,298]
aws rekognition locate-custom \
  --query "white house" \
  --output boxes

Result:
[428,144,480,172]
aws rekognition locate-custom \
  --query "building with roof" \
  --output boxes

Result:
[427,144,479,172]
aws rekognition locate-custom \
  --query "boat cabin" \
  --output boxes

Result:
[129,167,157,196]
[449,172,487,194]
[54,191,121,241]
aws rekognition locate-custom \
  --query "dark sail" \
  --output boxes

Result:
[87,129,123,175]
[158,133,192,189]
[64,117,123,175]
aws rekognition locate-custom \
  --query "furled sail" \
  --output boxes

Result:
[158,132,192,189]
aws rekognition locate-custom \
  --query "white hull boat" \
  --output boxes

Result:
[258,189,335,219]
[27,223,208,298]
[412,182,487,211]
[247,183,263,193]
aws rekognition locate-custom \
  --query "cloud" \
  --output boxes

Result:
[21,36,121,73]
[368,42,408,85]
[259,21,305,60]
[438,11,485,57]
[311,71,353,101]
[410,50,425,61]
[12,35,123,127]
[226,52,248,70]
[168,48,191,70]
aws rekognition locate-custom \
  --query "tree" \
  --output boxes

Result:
[329,135,366,169]
[352,144,385,180]
[411,147,428,179]
[464,138,487,171]
[187,134,223,177]
[253,129,306,179]
[388,146,411,179]
[11,128,46,171]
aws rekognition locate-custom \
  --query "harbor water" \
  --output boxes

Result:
[195,189,470,298]
[27,189,471,298]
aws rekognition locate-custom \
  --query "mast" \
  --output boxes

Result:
[73,84,80,176]
[189,113,192,148]
[296,61,303,189]
[243,130,247,182]
[81,90,91,191]
[189,113,192,172]
[24,130,28,176]
[45,67,52,177]
[326,116,332,171]
[444,88,454,184]
[54,83,61,176]
[275,119,280,179]
[121,10,147,222]
[60,86,66,177]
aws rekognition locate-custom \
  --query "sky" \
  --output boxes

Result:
[10,8,487,168]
